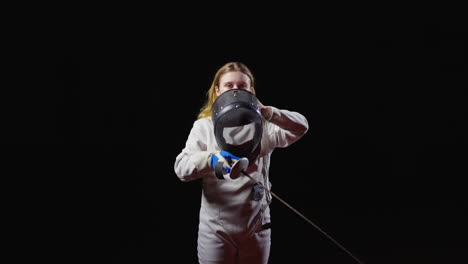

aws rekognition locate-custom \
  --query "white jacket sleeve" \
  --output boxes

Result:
[268,106,309,148]
[174,119,213,182]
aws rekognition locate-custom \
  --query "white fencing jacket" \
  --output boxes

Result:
[174,106,308,236]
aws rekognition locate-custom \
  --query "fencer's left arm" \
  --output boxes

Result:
[260,105,309,147]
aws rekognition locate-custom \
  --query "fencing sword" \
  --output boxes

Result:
[228,157,365,264]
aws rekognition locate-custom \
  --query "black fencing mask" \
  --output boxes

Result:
[212,89,263,163]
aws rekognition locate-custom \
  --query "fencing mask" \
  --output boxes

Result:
[212,89,263,163]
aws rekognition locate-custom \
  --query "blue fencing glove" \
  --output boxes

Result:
[210,151,249,180]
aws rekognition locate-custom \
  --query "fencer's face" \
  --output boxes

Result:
[216,71,252,96]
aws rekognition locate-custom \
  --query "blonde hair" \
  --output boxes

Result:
[197,62,256,119]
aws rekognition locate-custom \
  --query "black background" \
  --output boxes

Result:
[5,9,467,264]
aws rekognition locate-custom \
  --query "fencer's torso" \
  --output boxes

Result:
[174,107,308,235]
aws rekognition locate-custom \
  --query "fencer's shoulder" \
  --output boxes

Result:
[193,116,213,128]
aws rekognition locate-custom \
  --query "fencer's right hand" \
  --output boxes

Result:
[210,151,240,173]
[209,151,249,180]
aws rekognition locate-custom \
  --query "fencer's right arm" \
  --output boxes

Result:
[174,119,248,182]
[174,119,213,182]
